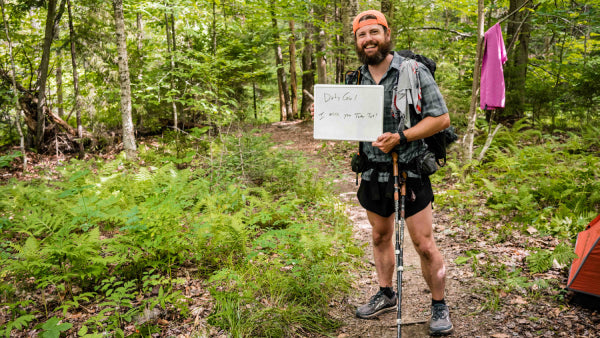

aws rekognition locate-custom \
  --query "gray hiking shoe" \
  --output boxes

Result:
[429,303,453,336]
[356,290,397,319]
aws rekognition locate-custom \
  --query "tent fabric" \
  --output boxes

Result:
[567,214,600,297]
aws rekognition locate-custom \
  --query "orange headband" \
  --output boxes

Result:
[352,10,388,34]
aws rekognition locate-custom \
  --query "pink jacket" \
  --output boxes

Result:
[480,23,507,110]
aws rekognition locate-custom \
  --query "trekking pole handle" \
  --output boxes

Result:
[392,152,407,198]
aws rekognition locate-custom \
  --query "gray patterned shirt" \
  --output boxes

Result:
[349,52,448,181]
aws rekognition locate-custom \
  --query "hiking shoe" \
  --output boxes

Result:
[429,303,453,336]
[355,290,397,319]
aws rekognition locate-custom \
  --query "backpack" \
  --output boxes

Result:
[393,51,457,168]
[347,51,458,171]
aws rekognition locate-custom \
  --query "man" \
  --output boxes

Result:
[349,10,453,336]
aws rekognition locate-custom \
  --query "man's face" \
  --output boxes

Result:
[354,24,391,65]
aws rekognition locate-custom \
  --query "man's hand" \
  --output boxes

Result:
[372,132,400,153]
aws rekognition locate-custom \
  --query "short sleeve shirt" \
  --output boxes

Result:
[349,52,448,181]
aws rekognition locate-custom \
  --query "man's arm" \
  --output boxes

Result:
[372,113,450,154]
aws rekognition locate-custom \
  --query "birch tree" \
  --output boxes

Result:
[1,0,26,169]
[112,0,137,159]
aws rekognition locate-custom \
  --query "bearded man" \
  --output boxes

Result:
[349,10,454,336]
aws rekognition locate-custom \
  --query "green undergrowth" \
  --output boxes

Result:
[437,121,599,309]
[0,128,360,337]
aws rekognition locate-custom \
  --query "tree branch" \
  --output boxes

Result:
[397,26,473,38]
[496,0,532,26]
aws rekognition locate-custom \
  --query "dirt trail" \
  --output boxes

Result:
[264,120,600,338]
[264,120,469,337]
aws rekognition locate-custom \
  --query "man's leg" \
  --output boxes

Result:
[355,210,397,319]
[367,210,395,288]
[405,202,453,335]
[405,202,445,300]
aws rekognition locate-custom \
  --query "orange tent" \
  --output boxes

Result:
[567,214,600,297]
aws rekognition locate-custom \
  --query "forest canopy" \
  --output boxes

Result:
[0,0,598,156]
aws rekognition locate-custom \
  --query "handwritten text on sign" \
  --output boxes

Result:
[313,84,384,142]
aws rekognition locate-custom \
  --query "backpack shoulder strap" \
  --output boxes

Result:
[345,69,361,85]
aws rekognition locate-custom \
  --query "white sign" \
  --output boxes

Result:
[313,84,384,142]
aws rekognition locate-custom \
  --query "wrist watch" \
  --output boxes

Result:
[398,130,408,146]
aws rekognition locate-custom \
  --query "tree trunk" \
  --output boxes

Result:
[67,0,83,156]
[503,0,531,125]
[112,0,137,159]
[300,10,315,120]
[381,0,394,24]
[334,2,346,84]
[137,13,144,52]
[269,3,291,121]
[1,0,27,170]
[339,0,357,80]
[165,9,178,131]
[288,20,298,120]
[316,4,328,84]
[35,0,58,149]
[212,0,217,53]
[136,12,144,128]
[56,46,63,118]
[464,0,485,162]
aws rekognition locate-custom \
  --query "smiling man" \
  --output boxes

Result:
[348,10,454,336]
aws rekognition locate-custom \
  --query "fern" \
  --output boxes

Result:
[526,243,577,274]
[526,249,553,274]
[3,314,35,337]
[0,152,22,168]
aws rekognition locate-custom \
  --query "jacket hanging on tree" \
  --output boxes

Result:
[480,23,507,110]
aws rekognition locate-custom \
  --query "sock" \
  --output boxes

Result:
[432,298,446,306]
[380,286,395,298]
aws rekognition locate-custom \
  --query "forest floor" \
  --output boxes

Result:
[263,120,600,338]
[1,120,599,338]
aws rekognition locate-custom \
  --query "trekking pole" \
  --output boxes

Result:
[392,152,407,338]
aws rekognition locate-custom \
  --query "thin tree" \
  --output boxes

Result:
[503,0,532,125]
[381,0,393,25]
[165,5,178,131]
[288,20,298,120]
[66,0,83,156]
[300,9,315,120]
[334,0,357,83]
[269,2,291,121]
[464,0,485,162]
[315,4,327,84]
[56,45,63,118]
[35,0,58,148]
[112,0,137,159]
[343,0,358,70]
[136,12,145,128]
[334,2,343,83]
[1,0,27,170]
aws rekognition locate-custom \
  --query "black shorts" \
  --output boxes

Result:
[357,176,434,218]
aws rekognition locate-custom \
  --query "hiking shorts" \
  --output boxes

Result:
[357,176,434,218]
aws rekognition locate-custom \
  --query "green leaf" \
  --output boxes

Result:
[454,256,471,265]
[39,317,72,338]
[77,325,88,336]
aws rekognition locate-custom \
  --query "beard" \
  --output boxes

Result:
[355,38,392,65]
